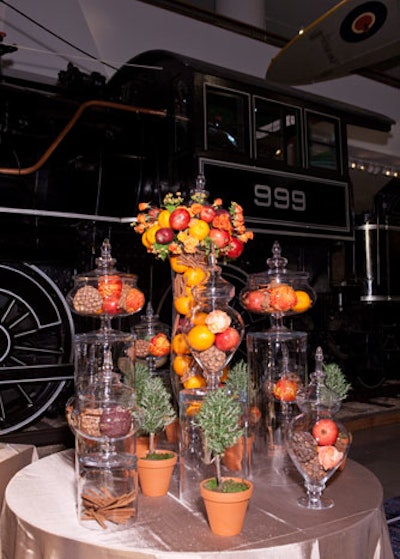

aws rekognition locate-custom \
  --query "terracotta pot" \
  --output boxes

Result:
[200,477,253,536]
[138,451,177,496]
[165,418,180,443]
[134,435,159,458]
[222,433,255,472]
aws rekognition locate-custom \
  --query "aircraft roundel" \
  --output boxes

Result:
[340,1,388,42]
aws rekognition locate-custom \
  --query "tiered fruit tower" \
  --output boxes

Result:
[66,239,145,531]
[241,241,316,456]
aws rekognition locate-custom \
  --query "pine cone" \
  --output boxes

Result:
[73,285,103,314]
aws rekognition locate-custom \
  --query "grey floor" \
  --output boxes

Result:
[349,423,400,501]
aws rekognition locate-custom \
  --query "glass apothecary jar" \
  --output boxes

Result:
[183,256,244,389]
[240,241,316,330]
[67,238,145,326]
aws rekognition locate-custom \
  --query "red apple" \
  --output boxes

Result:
[226,238,244,259]
[200,205,217,223]
[155,227,174,244]
[102,294,120,314]
[214,327,240,351]
[242,289,272,313]
[312,418,339,446]
[169,208,191,231]
[272,378,297,402]
[209,228,230,248]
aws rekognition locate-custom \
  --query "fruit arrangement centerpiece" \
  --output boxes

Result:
[240,240,316,331]
[287,347,351,510]
[133,175,253,391]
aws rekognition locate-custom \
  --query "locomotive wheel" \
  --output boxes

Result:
[0,263,74,435]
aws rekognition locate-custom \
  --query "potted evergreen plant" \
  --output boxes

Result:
[135,370,177,496]
[195,387,254,536]
[222,360,259,472]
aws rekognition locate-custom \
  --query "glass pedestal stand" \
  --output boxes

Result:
[247,329,307,478]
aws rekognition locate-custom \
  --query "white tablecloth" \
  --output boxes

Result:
[1,449,394,559]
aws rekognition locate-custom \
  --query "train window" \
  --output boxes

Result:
[306,112,340,172]
[205,85,249,154]
[254,98,301,166]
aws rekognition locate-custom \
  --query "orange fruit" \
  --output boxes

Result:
[170,256,189,274]
[145,224,160,245]
[193,311,207,325]
[174,294,194,316]
[158,209,171,228]
[171,333,190,355]
[292,290,312,313]
[173,355,193,376]
[186,324,215,351]
[183,266,207,287]
[141,231,151,248]
[184,375,207,389]
[188,219,210,241]
[185,401,203,416]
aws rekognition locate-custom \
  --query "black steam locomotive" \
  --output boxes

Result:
[0,50,398,434]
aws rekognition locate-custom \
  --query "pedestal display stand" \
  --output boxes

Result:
[241,242,316,466]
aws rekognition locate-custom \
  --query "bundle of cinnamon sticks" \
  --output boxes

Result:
[81,486,136,528]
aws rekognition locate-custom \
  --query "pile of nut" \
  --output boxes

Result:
[290,431,327,481]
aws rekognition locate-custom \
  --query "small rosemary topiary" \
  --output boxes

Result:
[224,360,249,395]
[195,387,243,487]
[139,374,176,454]
[323,362,351,400]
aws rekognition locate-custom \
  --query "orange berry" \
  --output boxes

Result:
[174,294,194,316]
[173,355,193,377]
[171,333,190,355]
[170,256,189,274]
[183,266,207,287]
[186,324,215,351]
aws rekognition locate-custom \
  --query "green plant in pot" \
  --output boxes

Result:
[195,387,254,536]
[222,360,260,472]
[134,368,177,496]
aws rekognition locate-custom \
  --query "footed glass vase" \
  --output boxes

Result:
[287,409,351,509]
[287,347,351,509]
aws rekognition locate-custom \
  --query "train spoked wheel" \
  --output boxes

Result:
[0,263,74,435]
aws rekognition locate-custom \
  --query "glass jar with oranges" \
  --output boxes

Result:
[183,255,245,390]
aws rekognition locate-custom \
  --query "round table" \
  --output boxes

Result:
[1,449,394,559]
